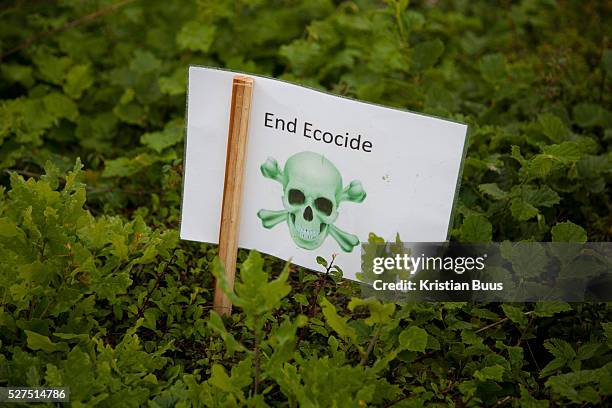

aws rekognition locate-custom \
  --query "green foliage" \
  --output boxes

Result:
[0,0,611,406]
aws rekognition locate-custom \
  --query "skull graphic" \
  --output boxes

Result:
[257,151,366,252]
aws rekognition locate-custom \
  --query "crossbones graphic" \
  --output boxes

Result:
[257,151,366,252]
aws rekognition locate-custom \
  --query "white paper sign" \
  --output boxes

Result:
[180,67,468,280]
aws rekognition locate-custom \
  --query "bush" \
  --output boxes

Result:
[0,0,611,406]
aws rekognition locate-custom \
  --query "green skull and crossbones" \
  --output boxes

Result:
[257,151,366,252]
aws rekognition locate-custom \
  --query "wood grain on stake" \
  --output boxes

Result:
[214,76,254,315]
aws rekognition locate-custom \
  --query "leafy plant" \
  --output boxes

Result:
[1,0,611,406]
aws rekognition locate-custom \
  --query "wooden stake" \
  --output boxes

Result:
[214,76,254,316]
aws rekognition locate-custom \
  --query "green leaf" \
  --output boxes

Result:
[293,294,308,308]
[232,251,292,326]
[130,50,162,74]
[533,301,572,317]
[519,385,549,408]
[43,92,79,121]
[510,198,539,221]
[77,216,111,248]
[208,311,246,355]
[111,235,129,260]
[528,155,554,178]
[474,364,505,382]
[316,256,328,268]
[267,315,307,371]
[541,338,576,377]
[347,298,395,326]
[501,242,548,279]
[280,40,324,76]
[542,141,584,163]
[502,304,528,326]
[25,330,69,353]
[102,154,156,178]
[577,155,610,179]
[208,364,234,392]
[64,64,93,99]
[576,342,601,361]
[177,22,216,52]
[112,88,146,125]
[33,52,72,85]
[511,145,526,166]
[534,302,572,317]
[479,183,508,200]
[143,309,158,330]
[208,361,251,398]
[538,113,569,143]
[460,214,492,242]
[545,338,576,360]
[522,185,560,208]
[320,297,358,346]
[1,63,34,87]
[402,10,425,32]
[399,326,428,352]
[0,217,21,237]
[159,68,187,96]
[91,271,132,301]
[545,366,607,404]
[45,364,64,387]
[411,39,444,71]
[140,120,184,153]
[573,103,606,128]
[551,221,587,243]
[480,53,506,83]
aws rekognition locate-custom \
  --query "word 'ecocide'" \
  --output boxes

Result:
[264,112,373,153]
